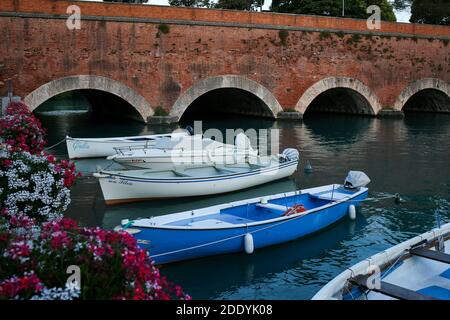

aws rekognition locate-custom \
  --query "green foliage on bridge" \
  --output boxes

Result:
[386,0,449,25]
[103,0,149,3]
[168,0,262,10]
[168,0,204,7]
[271,0,396,21]
[410,0,450,25]
[215,0,264,11]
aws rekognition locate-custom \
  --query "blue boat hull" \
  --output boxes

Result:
[134,191,368,264]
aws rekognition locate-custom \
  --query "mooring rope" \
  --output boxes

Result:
[44,137,66,150]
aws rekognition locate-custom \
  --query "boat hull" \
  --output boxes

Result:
[66,132,188,159]
[134,191,368,264]
[312,222,450,300]
[97,160,298,204]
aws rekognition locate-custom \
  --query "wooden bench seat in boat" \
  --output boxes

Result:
[410,247,450,264]
[350,274,438,300]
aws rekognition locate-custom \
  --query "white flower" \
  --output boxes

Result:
[31,283,81,300]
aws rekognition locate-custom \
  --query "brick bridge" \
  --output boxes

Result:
[0,0,449,123]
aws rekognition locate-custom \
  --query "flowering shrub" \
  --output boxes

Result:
[0,217,190,300]
[0,101,189,300]
[0,101,46,154]
[0,150,74,224]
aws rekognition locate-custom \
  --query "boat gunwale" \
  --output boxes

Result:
[130,185,368,230]
[110,149,258,160]
[66,132,187,143]
[97,159,298,182]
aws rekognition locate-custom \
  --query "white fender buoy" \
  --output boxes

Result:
[348,205,356,221]
[244,233,254,254]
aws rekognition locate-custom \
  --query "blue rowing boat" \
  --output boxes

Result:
[117,171,370,265]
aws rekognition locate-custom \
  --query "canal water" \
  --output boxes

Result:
[35,110,450,300]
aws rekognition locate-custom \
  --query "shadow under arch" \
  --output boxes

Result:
[395,78,450,113]
[24,75,153,122]
[295,77,382,116]
[170,75,283,121]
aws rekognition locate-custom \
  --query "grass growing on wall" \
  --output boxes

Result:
[279,30,289,46]
[158,24,170,34]
[153,106,169,116]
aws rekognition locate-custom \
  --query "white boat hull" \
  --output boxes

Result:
[95,160,298,205]
[66,132,188,159]
[312,222,450,300]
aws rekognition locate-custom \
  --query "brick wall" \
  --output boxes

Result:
[0,0,449,118]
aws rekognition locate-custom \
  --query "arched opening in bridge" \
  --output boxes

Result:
[34,89,143,121]
[402,89,450,114]
[33,90,148,142]
[180,88,274,120]
[303,88,375,117]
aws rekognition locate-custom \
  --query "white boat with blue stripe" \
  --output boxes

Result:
[116,171,370,265]
[313,222,450,300]
[66,130,189,159]
[94,148,299,205]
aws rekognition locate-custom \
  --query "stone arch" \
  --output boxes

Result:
[295,77,382,115]
[24,75,153,122]
[394,78,450,111]
[170,75,283,121]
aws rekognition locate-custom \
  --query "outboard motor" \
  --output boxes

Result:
[344,171,371,189]
[281,148,300,162]
[185,126,194,136]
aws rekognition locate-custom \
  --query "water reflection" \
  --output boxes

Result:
[162,214,368,299]
[34,111,450,299]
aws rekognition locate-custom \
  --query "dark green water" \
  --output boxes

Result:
[35,110,450,300]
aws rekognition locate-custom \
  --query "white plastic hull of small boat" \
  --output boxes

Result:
[66,132,188,159]
[94,159,298,205]
[312,222,450,300]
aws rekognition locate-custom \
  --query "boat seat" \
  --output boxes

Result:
[410,247,450,264]
[172,169,191,177]
[214,166,242,174]
[309,190,351,201]
[188,219,235,227]
[350,274,437,300]
[256,203,289,213]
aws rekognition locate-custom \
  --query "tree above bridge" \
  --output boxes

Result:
[271,0,396,21]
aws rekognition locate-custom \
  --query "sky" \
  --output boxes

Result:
[84,0,412,23]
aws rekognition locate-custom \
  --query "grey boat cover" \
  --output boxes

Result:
[344,171,371,189]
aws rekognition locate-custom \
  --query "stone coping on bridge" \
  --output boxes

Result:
[1,0,449,40]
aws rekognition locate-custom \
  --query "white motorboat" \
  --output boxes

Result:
[66,131,189,159]
[93,149,299,205]
[312,222,450,300]
[107,133,259,170]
